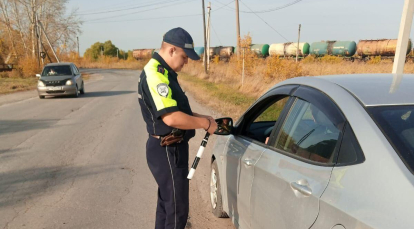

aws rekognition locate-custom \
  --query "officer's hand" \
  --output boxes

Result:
[207,119,218,135]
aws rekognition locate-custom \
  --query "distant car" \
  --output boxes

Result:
[210,74,414,229]
[36,62,84,99]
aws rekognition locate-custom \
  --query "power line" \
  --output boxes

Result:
[83,0,196,22]
[211,0,235,13]
[239,0,291,43]
[211,23,223,45]
[84,14,201,24]
[214,0,303,13]
[76,0,182,16]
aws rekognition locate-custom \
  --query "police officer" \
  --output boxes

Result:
[137,27,218,229]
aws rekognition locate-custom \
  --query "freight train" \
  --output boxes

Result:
[133,38,413,61]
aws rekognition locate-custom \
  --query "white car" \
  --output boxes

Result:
[211,74,414,229]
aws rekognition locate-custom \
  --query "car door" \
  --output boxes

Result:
[250,86,346,229]
[71,64,80,87]
[224,85,297,228]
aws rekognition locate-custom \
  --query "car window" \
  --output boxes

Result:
[336,123,365,165]
[42,66,73,76]
[71,65,79,75]
[273,98,341,164]
[368,105,414,173]
[240,96,290,144]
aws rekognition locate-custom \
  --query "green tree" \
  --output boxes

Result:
[84,40,120,60]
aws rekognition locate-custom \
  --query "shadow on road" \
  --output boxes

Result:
[0,119,59,136]
[0,165,114,208]
[81,90,136,98]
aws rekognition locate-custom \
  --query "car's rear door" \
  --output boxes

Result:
[250,86,346,229]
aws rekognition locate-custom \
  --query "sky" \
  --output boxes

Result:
[66,0,411,56]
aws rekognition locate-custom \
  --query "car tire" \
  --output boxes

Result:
[39,95,45,99]
[80,82,85,94]
[73,85,79,98]
[210,160,229,218]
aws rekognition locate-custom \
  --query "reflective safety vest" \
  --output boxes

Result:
[138,52,195,139]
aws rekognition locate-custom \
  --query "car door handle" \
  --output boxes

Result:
[290,181,312,196]
[243,159,254,166]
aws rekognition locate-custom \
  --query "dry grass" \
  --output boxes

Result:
[178,34,414,118]
[0,76,37,94]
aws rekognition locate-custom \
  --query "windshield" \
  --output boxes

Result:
[369,105,414,173]
[41,65,73,76]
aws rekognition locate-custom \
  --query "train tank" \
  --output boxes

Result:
[269,42,310,57]
[357,39,412,57]
[194,47,205,58]
[310,41,356,57]
[251,44,270,57]
[132,49,154,59]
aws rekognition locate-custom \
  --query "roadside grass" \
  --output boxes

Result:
[179,72,258,120]
[0,77,37,94]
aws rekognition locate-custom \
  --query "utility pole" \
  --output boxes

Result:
[35,13,41,67]
[202,0,208,74]
[206,2,211,71]
[117,48,119,59]
[393,0,414,74]
[37,19,60,63]
[235,0,241,56]
[296,24,301,63]
[77,36,80,58]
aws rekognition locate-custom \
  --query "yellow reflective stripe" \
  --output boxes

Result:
[144,59,177,111]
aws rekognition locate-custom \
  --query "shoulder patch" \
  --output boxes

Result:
[157,65,165,74]
[157,83,169,97]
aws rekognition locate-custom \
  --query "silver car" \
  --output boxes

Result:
[36,62,85,99]
[210,74,414,229]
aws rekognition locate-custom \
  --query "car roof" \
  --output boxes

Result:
[278,74,414,107]
[45,62,73,66]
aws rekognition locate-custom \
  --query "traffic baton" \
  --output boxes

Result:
[187,132,210,180]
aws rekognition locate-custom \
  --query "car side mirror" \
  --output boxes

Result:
[36,74,41,78]
[214,117,233,135]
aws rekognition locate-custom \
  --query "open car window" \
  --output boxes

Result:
[240,96,290,144]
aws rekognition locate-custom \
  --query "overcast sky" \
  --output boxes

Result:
[67,0,410,55]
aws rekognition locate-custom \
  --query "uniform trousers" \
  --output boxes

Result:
[146,136,189,229]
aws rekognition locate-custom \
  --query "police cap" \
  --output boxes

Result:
[163,27,200,60]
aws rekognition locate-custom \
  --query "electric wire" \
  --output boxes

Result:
[76,0,182,16]
[214,0,304,13]
[239,0,292,43]
[211,23,223,46]
[82,0,196,22]
[84,14,201,24]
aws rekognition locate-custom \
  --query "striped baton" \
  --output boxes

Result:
[187,132,210,180]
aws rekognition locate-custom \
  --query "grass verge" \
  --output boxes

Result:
[179,72,258,120]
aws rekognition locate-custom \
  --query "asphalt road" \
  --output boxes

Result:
[0,69,234,229]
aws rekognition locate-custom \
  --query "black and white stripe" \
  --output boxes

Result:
[187,133,210,180]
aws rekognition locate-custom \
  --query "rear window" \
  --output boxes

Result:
[368,105,414,172]
[42,65,73,76]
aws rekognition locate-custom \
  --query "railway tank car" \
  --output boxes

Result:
[269,42,310,57]
[310,41,357,57]
[357,39,412,58]
[132,49,154,60]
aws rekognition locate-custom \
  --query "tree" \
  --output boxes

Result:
[84,40,120,60]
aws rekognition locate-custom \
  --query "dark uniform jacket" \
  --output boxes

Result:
[138,52,195,141]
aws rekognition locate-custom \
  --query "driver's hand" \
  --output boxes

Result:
[207,120,218,135]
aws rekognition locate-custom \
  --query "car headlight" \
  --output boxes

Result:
[38,81,45,87]
[66,80,73,86]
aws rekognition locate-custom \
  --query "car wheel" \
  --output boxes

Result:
[210,160,229,218]
[73,85,79,98]
[80,82,85,94]
[39,95,45,99]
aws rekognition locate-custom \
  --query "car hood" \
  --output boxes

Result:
[40,75,73,81]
